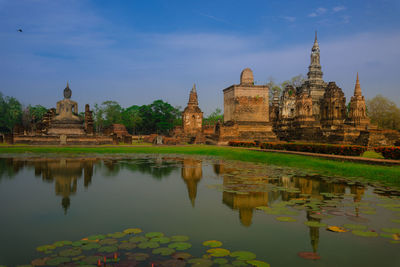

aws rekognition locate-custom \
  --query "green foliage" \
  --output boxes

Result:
[0,92,23,132]
[28,105,47,122]
[204,108,223,125]
[367,94,400,131]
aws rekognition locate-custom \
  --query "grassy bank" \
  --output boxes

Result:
[0,145,399,186]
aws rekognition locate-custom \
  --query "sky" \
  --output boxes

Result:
[0,0,399,115]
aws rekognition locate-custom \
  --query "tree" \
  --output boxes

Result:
[204,108,223,125]
[281,74,306,89]
[0,92,23,133]
[122,105,142,134]
[28,105,48,122]
[93,101,123,132]
[367,95,400,131]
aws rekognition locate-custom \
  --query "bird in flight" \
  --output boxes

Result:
[17,29,23,32]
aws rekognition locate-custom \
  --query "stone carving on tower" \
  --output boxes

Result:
[182,84,203,136]
[320,82,346,127]
[279,85,297,120]
[347,73,370,129]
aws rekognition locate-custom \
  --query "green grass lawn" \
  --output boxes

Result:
[0,145,399,186]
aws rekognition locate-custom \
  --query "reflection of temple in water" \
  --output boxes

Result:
[181,158,203,207]
[30,159,97,213]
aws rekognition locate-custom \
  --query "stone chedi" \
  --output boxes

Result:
[48,83,85,135]
[218,68,276,142]
[182,84,203,136]
[347,73,370,129]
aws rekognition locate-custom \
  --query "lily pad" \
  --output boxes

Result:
[188,258,213,267]
[45,256,70,266]
[118,242,137,250]
[232,260,249,266]
[123,228,142,234]
[214,258,229,265]
[129,236,148,243]
[31,257,50,266]
[247,260,270,267]
[343,224,367,230]
[99,238,118,245]
[138,241,159,249]
[151,237,171,244]
[59,248,82,257]
[81,243,101,250]
[327,226,348,233]
[391,219,400,224]
[168,242,192,250]
[82,255,102,265]
[37,245,56,252]
[87,234,105,240]
[107,232,126,238]
[381,228,400,234]
[207,248,230,257]
[230,251,256,261]
[145,232,164,238]
[203,240,223,247]
[171,235,190,242]
[71,240,88,247]
[276,217,296,222]
[152,247,176,256]
[98,245,118,253]
[128,253,149,261]
[304,221,327,227]
[352,230,378,237]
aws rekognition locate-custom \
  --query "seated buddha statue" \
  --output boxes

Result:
[53,82,81,122]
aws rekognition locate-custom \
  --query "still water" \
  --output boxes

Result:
[0,155,400,266]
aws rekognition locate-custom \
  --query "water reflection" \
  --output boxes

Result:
[181,158,202,207]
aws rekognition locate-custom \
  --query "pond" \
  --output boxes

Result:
[0,155,399,267]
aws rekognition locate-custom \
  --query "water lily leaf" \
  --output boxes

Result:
[381,228,400,234]
[71,240,89,247]
[128,253,149,261]
[145,232,164,238]
[45,256,70,266]
[360,210,376,215]
[202,240,223,247]
[123,228,142,234]
[232,260,249,266]
[31,257,50,266]
[392,219,400,224]
[188,258,213,267]
[81,243,101,250]
[36,245,56,252]
[352,230,378,237]
[327,226,348,233]
[276,217,296,222]
[207,248,230,257]
[152,247,175,256]
[246,260,270,267]
[343,224,367,230]
[297,252,321,260]
[230,251,256,261]
[98,245,118,253]
[138,241,159,249]
[118,242,137,250]
[171,235,189,242]
[304,221,327,227]
[160,259,186,267]
[99,238,118,245]
[151,237,171,244]
[52,241,69,247]
[16,265,33,267]
[59,248,82,257]
[390,240,400,244]
[107,232,126,238]
[214,258,229,265]
[87,234,105,240]
[168,242,192,250]
[172,252,192,260]
[81,255,102,265]
[129,236,147,243]
[72,255,85,261]
[380,233,400,240]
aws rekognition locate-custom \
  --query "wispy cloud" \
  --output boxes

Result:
[198,13,229,24]
[281,16,296,22]
[333,6,346,13]
[308,7,327,17]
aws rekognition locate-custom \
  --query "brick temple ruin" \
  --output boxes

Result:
[176,33,400,146]
[13,83,113,145]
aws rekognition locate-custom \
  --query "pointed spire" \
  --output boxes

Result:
[66,81,69,88]
[191,83,196,93]
[312,30,319,51]
[354,72,362,96]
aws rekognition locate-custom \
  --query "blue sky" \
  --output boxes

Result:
[1,0,399,114]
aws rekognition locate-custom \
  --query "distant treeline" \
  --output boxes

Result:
[0,92,223,135]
